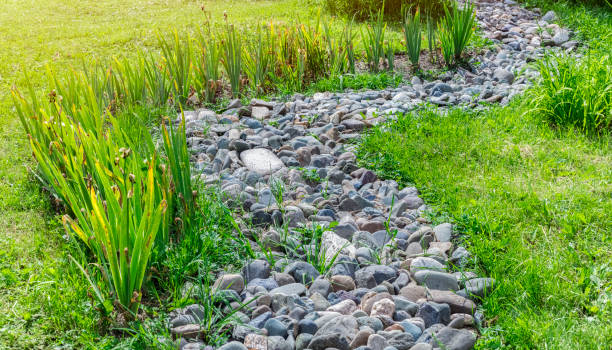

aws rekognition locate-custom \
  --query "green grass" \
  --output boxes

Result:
[357,3,611,348]
[520,0,612,49]
[0,0,321,348]
[533,52,611,133]
[358,103,612,349]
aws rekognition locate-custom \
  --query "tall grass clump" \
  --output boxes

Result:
[159,31,194,105]
[362,8,387,72]
[532,53,612,134]
[14,85,165,315]
[343,20,357,74]
[298,19,329,81]
[323,20,354,75]
[402,6,422,68]
[273,25,306,93]
[438,1,476,66]
[11,68,201,316]
[425,14,438,63]
[32,12,362,107]
[244,25,273,95]
[221,22,243,97]
[196,24,222,104]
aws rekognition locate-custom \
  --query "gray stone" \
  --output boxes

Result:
[214,274,244,293]
[250,311,273,328]
[181,342,206,350]
[297,319,318,335]
[244,260,272,282]
[310,315,358,350]
[408,344,431,350]
[270,283,307,297]
[309,279,332,298]
[355,265,397,289]
[450,247,470,266]
[252,106,271,119]
[248,277,278,291]
[430,327,476,350]
[296,333,313,350]
[310,292,331,311]
[493,68,515,84]
[464,278,496,298]
[431,83,453,97]
[428,290,477,314]
[542,10,557,22]
[330,255,359,278]
[268,336,292,350]
[357,316,384,332]
[387,332,415,350]
[264,318,288,337]
[284,262,320,285]
[218,341,247,350]
[285,206,306,227]
[170,313,197,329]
[417,302,451,327]
[322,231,356,263]
[230,139,250,153]
[399,321,423,340]
[367,334,388,350]
[334,222,358,240]
[414,271,459,291]
[433,223,452,242]
[553,29,570,46]
[308,332,350,350]
[401,196,424,210]
[252,210,273,226]
[393,296,418,315]
[409,257,446,275]
[353,231,379,249]
[241,148,284,175]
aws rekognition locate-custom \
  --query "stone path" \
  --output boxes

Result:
[168,1,573,349]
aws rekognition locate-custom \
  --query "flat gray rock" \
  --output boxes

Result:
[433,223,453,242]
[241,148,284,175]
[553,29,570,46]
[270,283,307,296]
[414,270,459,291]
[431,327,476,350]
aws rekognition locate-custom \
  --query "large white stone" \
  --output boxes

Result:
[240,148,284,175]
[321,231,356,264]
[252,106,271,119]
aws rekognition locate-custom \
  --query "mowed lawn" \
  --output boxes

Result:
[0,1,312,348]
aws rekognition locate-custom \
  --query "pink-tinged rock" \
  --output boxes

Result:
[361,292,393,315]
[398,285,427,302]
[252,106,271,119]
[245,333,268,350]
[327,299,358,315]
[349,329,372,349]
[331,275,356,292]
[213,274,244,292]
[370,298,395,318]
